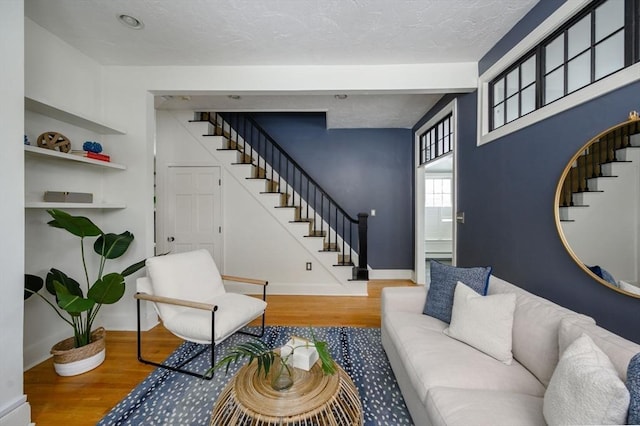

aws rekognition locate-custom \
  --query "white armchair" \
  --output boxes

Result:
[135,249,267,379]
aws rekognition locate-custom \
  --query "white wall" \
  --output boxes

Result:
[0,2,30,425]
[23,19,153,367]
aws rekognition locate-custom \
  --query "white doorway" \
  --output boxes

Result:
[163,165,223,266]
[415,100,457,285]
[424,158,454,278]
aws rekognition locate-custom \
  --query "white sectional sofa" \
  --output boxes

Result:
[381,275,640,426]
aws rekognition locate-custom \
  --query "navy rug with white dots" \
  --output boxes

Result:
[99,326,412,425]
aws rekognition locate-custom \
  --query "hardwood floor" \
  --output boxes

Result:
[24,280,413,425]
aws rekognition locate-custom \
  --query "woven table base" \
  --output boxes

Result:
[211,361,363,425]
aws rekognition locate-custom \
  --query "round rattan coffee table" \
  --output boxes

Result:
[211,361,363,425]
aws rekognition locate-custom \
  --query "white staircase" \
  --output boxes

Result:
[175,110,368,295]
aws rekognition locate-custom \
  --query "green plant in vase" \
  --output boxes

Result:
[24,209,145,349]
[214,330,337,390]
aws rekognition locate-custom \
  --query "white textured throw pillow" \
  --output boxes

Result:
[543,333,630,425]
[443,281,516,364]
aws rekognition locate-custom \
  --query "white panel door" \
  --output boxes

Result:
[165,166,222,266]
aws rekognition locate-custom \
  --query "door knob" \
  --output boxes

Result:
[167,236,175,242]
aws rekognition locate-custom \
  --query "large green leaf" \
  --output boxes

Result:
[24,274,43,300]
[87,273,125,304]
[121,258,146,277]
[45,269,82,298]
[46,209,102,238]
[54,281,95,314]
[93,232,134,259]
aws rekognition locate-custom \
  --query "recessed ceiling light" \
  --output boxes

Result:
[335,94,348,100]
[117,14,144,30]
[228,95,241,100]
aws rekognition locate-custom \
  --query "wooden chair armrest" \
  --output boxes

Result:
[221,275,268,286]
[135,292,216,312]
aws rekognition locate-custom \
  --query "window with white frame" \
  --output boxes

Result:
[419,113,453,165]
[425,178,452,208]
[489,0,634,131]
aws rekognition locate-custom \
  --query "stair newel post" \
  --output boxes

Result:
[353,213,369,280]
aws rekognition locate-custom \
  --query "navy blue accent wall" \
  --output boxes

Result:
[418,0,640,343]
[249,113,413,269]
[456,82,640,344]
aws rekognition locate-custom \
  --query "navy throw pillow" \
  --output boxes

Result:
[423,260,492,323]
[587,265,618,287]
[627,353,640,425]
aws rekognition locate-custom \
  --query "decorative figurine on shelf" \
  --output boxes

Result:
[83,141,103,153]
[24,135,29,145]
[37,131,71,153]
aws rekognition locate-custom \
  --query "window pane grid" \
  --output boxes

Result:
[490,0,634,131]
[419,113,453,166]
[425,178,452,208]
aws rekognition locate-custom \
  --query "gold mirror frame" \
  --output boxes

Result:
[554,111,640,298]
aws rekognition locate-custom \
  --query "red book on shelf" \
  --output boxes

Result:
[85,151,111,162]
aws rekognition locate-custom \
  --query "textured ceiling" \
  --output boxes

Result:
[25,0,539,127]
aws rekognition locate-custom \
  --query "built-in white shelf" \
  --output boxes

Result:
[24,145,126,170]
[25,96,126,135]
[25,202,126,209]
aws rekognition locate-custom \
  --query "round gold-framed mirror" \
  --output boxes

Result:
[554,111,640,298]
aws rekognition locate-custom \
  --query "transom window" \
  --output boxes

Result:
[490,0,634,131]
[419,113,453,165]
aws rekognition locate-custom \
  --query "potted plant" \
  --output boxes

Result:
[214,331,337,391]
[24,209,145,376]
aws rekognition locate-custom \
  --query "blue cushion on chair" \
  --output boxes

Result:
[627,353,640,425]
[423,260,492,323]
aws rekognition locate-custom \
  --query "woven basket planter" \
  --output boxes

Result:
[50,327,106,376]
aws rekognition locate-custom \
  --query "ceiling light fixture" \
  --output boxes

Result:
[228,95,241,100]
[335,94,348,100]
[117,14,144,30]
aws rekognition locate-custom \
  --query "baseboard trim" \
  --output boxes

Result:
[369,269,414,280]
[225,281,368,296]
[23,328,70,371]
[0,395,30,426]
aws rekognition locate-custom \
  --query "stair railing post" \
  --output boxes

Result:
[352,213,369,280]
